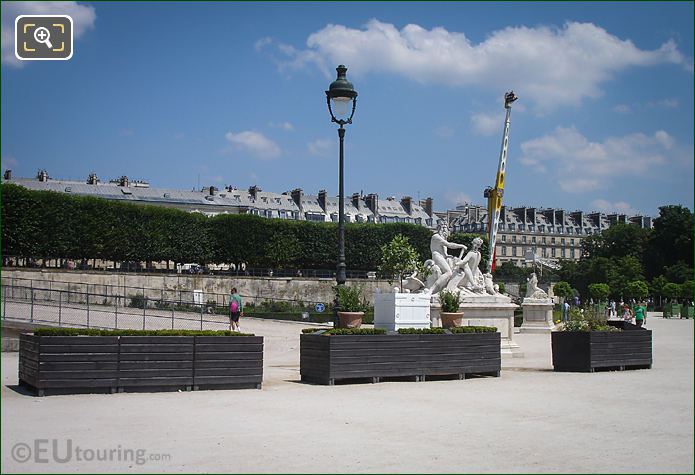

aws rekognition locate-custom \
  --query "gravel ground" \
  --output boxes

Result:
[1,314,692,473]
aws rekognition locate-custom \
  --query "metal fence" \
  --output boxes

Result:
[1,281,330,331]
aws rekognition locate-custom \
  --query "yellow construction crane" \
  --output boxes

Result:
[484,91,518,273]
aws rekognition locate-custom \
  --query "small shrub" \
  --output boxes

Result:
[439,289,461,313]
[128,294,146,309]
[397,327,446,334]
[334,285,370,313]
[322,328,386,336]
[559,308,621,332]
[33,328,254,337]
[449,325,497,333]
[302,327,331,334]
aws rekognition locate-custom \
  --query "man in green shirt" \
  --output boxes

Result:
[634,302,647,327]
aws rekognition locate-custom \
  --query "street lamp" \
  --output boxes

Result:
[326,64,357,326]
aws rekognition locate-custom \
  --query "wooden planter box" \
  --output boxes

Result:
[551,322,652,372]
[19,334,263,396]
[300,332,501,385]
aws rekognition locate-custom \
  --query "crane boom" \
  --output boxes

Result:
[485,91,518,274]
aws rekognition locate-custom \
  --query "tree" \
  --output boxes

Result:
[588,283,610,302]
[379,234,420,292]
[681,280,693,302]
[624,280,649,301]
[553,281,573,302]
[662,283,682,302]
[645,205,694,280]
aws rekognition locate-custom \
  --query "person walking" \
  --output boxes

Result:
[634,301,647,327]
[229,287,243,332]
[563,300,570,322]
[621,304,633,323]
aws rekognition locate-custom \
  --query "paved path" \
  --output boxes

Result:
[2,316,693,473]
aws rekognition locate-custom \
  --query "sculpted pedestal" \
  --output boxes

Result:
[431,293,522,358]
[520,298,556,333]
[374,292,431,331]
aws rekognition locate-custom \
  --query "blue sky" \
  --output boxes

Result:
[2,1,693,217]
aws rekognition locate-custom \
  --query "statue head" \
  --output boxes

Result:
[471,237,483,249]
[437,222,450,238]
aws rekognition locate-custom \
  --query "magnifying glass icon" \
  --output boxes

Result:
[33,27,53,49]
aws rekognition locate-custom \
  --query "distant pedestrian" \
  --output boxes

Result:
[610,300,616,318]
[563,301,570,322]
[229,287,244,332]
[634,302,647,327]
[622,304,633,323]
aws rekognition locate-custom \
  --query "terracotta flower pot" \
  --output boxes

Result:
[337,311,364,329]
[440,312,464,328]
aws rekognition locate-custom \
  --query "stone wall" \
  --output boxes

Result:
[1,269,395,306]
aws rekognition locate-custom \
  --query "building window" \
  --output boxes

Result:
[542,237,547,244]
[532,236,536,244]
[570,239,575,245]
[512,235,517,243]
[562,248,566,258]
[561,238,565,245]
[552,248,557,257]
[501,246,507,256]
[522,235,527,243]
[551,237,556,244]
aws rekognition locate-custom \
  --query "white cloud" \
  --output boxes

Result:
[254,36,272,52]
[224,130,281,159]
[2,1,96,67]
[651,98,679,109]
[307,138,333,157]
[591,199,638,215]
[470,112,500,136]
[272,20,690,111]
[520,126,672,192]
[270,121,294,131]
[446,191,472,207]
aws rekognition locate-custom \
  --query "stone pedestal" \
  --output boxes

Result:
[431,293,522,358]
[374,292,431,331]
[520,299,556,333]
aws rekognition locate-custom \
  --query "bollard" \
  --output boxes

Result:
[58,291,62,326]
[171,304,175,330]
[143,297,147,330]
[115,294,119,329]
[200,304,203,330]
[87,292,90,328]
[30,288,34,323]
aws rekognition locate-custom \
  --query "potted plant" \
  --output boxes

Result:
[335,285,369,328]
[439,289,463,328]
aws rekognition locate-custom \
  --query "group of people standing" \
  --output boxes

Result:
[605,299,647,327]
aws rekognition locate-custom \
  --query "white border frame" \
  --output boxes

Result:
[15,14,74,61]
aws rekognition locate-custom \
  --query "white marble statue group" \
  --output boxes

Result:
[404,223,501,296]
[524,272,552,302]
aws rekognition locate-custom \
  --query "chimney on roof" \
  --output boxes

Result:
[318,189,327,213]
[248,185,261,200]
[3,170,11,180]
[351,192,361,210]
[119,175,129,187]
[87,173,98,185]
[401,196,413,215]
[420,197,433,218]
[37,169,49,182]
[365,193,379,218]
[209,186,217,196]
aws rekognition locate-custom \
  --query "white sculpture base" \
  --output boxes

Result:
[374,292,431,331]
[431,294,523,358]
[520,299,556,333]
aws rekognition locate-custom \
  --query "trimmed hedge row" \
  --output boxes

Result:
[32,328,254,337]
[1,184,488,270]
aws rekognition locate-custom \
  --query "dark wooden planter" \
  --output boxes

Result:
[551,322,652,372]
[193,336,263,390]
[300,332,501,385]
[19,334,263,396]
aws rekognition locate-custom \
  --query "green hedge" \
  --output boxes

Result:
[32,328,254,337]
[1,183,437,271]
[449,325,498,333]
[397,327,447,334]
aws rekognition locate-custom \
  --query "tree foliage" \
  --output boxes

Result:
[379,234,420,291]
[588,283,610,302]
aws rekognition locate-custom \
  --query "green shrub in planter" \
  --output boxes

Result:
[334,285,370,313]
[322,328,386,335]
[439,289,461,313]
[449,326,498,333]
[33,328,254,337]
[397,327,446,334]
